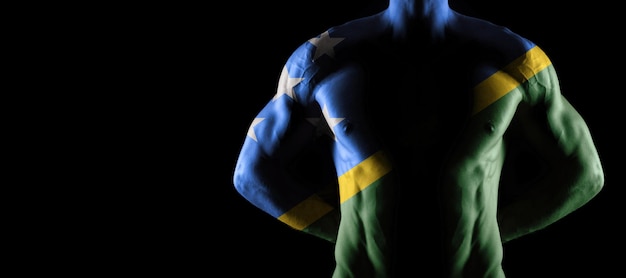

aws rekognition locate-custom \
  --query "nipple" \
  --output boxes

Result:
[484,120,495,134]
[342,120,353,133]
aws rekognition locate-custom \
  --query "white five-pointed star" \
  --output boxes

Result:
[273,66,303,101]
[308,31,345,61]
[247,118,265,141]
[321,104,344,140]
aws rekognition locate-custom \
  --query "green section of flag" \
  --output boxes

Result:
[333,172,395,277]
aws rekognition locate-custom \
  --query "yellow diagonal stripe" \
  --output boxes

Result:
[278,194,335,230]
[472,46,551,115]
[338,151,392,204]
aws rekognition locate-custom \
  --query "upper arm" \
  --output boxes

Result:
[237,62,322,167]
[520,64,587,157]
[233,61,334,217]
[517,62,604,188]
[496,50,603,236]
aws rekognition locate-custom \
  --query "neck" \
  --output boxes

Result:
[383,0,453,40]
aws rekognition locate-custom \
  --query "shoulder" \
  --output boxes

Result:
[281,13,389,105]
[452,13,535,63]
[450,13,542,79]
[451,14,559,112]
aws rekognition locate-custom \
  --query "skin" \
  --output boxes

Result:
[233,0,605,277]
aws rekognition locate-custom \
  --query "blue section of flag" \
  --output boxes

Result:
[236,10,542,224]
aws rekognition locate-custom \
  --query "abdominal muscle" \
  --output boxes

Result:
[441,138,507,278]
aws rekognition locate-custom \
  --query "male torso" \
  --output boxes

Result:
[314,32,525,276]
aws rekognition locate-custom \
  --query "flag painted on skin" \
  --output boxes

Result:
[241,30,551,231]
[236,15,555,277]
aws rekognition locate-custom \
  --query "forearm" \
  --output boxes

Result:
[498,157,603,243]
[234,157,318,215]
[234,144,342,242]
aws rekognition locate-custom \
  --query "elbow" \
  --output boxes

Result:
[233,166,250,199]
[588,165,604,197]
[233,159,254,198]
[581,160,604,199]
[233,170,245,196]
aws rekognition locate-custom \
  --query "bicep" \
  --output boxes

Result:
[234,94,335,214]
[518,82,599,167]
[240,98,320,163]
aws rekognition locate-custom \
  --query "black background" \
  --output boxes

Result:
[86,0,622,277]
